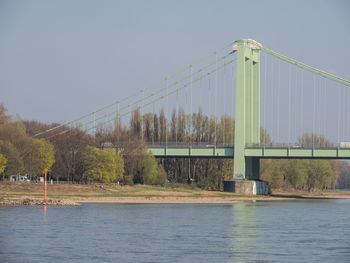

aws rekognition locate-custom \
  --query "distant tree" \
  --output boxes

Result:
[193,108,203,142]
[170,109,177,142]
[185,112,193,142]
[159,108,167,142]
[284,159,309,190]
[50,128,94,182]
[0,120,26,146]
[23,120,55,137]
[260,127,272,146]
[0,153,7,176]
[141,154,166,186]
[0,140,24,176]
[115,149,125,182]
[307,160,333,191]
[95,125,112,148]
[82,146,122,184]
[261,159,284,189]
[114,112,123,144]
[153,113,160,143]
[177,107,186,142]
[222,159,234,180]
[218,115,235,145]
[298,133,333,148]
[143,113,154,143]
[196,158,222,190]
[337,161,350,189]
[164,157,185,183]
[329,160,338,189]
[207,117,216,144]
[0,103,11,125]
[112,129,148,181]
[131,108,141,138]
[37,138,55,172]
[18,137,55,176]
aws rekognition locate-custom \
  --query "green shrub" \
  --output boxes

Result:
[141,155,167,186]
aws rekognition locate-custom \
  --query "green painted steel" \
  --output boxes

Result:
[233,39,261,179]
[148,146,234,158]
[245,147,350,159]
[261,47,350,87]
[149,146,350,159]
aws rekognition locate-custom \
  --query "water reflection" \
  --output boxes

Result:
[230,202,260,262]
[43,205,47,221]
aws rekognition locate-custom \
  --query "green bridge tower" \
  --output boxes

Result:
[233,39,262,180]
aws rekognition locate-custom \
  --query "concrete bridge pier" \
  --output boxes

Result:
[223,179,269,195]
[224,157,269,195]
[245,157,260,180]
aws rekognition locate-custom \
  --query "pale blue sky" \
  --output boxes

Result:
[1,0,349,124]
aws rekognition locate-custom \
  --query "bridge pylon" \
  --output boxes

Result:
[233,39,262,180]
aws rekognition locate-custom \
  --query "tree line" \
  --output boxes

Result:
[0,104,55,179]
[1,102,349,191]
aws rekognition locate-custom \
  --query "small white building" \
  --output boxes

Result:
[9,175,30,182]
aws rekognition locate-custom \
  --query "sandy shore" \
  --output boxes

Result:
[2,194,350,206]
[65,193,350,204]
[74,196,281,204]
[0,196,291,205]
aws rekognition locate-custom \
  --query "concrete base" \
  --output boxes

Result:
[223,180,269,195]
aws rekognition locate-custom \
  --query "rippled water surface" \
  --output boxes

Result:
[1,200,350,263]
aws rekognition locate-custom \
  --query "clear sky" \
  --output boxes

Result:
[1,0,349,124]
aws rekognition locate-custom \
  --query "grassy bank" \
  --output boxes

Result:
[0,182,236,199]
[1,182,350,204]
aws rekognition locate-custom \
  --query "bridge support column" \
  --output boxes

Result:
[245,157,260,180]
[223,179,269,195]
[225,39,267,195]
[233,39,261,180]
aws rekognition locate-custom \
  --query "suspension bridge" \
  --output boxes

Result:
[35,38,350,181]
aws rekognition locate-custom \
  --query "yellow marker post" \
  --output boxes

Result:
[44,168,47,201]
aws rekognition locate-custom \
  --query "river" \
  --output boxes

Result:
[1,200,350,262]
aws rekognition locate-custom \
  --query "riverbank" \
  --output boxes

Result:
[1,182,350,205]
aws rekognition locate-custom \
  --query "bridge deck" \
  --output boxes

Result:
[148,146,350,159]
[245,147,350,159]
[148,145,233,158]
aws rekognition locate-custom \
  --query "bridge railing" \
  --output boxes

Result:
[147,142,234,148]
[246,143,350,149]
